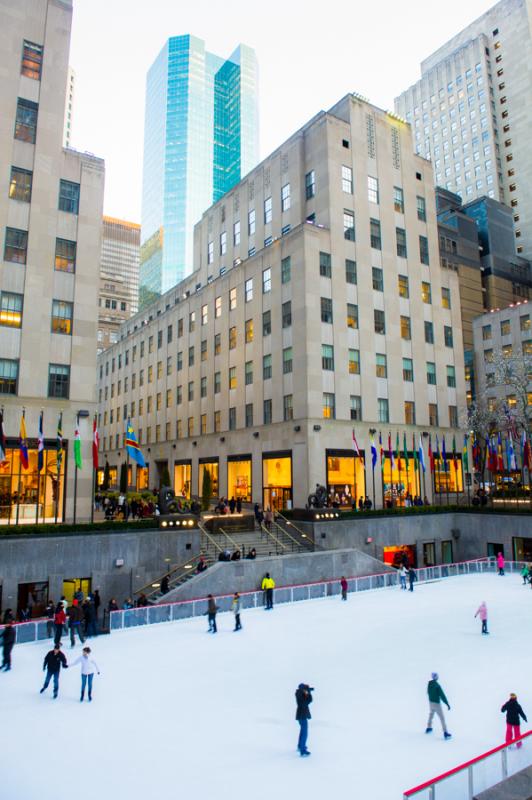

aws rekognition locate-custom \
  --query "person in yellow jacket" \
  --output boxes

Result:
[261,573,276,610]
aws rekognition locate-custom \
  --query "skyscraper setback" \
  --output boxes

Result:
[140,35,259,308]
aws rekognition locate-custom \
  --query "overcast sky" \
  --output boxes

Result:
[69,0,494,222]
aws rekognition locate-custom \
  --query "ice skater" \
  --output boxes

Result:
[474,601,489,634]
[206,594,218,633]
[71,646,100,702]
[1,620,16,671]
[262,573,275,610]
[408,568,417,592]
[295,683,313,757]
[426,673,452,739]
[497,552,505,576]
[40,643,68,699]
[501,693,527,748]
[232,592,242,631]
[67,601,85,647]
[53,602,66,647]
[399,565,408,590]
[520,564,529,585]
[340,576,348,601]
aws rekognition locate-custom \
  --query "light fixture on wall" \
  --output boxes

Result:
[313,424,321,432]
[422,431,429,438]
[172,444,176,449]
[192,441,197,447]
[294,425,301,432]
[77,409,90,418]
[220,437,225,443]
[253,432,259,438]
[369,428,377,436]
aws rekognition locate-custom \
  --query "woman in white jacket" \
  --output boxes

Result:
[71,646,100,702]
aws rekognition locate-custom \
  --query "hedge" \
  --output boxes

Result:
[0,519,157,538]
[281,504,532,521]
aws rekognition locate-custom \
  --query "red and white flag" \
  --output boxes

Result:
[352,430,364,463]
[92,416,99,471]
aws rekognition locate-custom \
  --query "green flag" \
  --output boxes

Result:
[74,420,82,470]
[403,432,409,471]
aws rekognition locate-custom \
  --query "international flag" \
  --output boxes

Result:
[379,431,384,472]
[435,435,441,474]
[412,434,418,472]
[19,412,29,470]
[418,434,426,473]
[370,433,377,471]
[396,431,400,471]
[452,435,458,472]
[56,413,63,473]
[472,437,480,470]
[497,433,504,472]
[388,432,395,471]
[0,411,6,467]
[462,434,469,473]
[92,416,99,471]
[428,435,434,473]
[37,410,44,473]
[74,419,82,470]
[352,430,363,463]
[508,433,517,471]
[403,432,409,471]
[442,435,448,472]
[523,431,531,471]
[126,419,146,468]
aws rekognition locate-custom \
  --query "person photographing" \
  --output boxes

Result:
[295,683,314,757]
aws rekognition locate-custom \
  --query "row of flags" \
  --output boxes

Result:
[353,430,470,475]
[471,431,532,473]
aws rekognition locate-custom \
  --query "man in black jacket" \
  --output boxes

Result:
[1,621,16,671]
[295,683,313,757]
[501,693,528,748]
[67,603,85,647]
[40,643,68,698]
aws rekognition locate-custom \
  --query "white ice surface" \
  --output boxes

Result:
[1,573,531,800]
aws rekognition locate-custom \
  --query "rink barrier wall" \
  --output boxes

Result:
[1,557,520,643]
[403,729,532,800]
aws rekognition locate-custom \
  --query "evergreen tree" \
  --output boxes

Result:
[201,468,212,511]
[119,462,128,493]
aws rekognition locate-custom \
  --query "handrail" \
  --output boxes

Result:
[268,517,310,552]
[274,511,319,550]
[134,552,205,598]
[218,527,240,552]
[403,729,532,797]
[259,522,289,554]
[198,521,224,554]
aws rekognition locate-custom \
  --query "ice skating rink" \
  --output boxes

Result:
[1,572,531,800]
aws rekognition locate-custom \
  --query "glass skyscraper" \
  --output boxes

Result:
[140,35,259,308]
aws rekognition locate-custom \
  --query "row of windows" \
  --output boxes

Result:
[0,292,73,333]
[484,340,532,362]
[8,163,80,215]
[481,315,531,340]
[0,360,69,397]
[3,229,77,272]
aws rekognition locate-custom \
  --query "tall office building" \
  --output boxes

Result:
[139,35,259,308]
[98,216,140,352]
[395,0,532,259]
[0,0,105,523]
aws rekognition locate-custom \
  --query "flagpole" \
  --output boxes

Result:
[397,441,402,508]
[35,409,42,525]
[73,412,79,525]
[15,407,24,526]
[90,465,95,524]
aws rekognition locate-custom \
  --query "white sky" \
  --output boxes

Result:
[69,0,494,222]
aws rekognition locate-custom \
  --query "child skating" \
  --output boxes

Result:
[474,601,489,635]
[71,646,100,702]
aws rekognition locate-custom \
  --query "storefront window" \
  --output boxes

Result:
[136,466,149,490]
[199,461,219,498]
[174,462,191,498]
[227,457,252,502]
[383,544,417,568]
[434,457,463,493]
[0,442,66,523]
[263,453,292,511]
[326,452,365,507]
[383,454,424,507]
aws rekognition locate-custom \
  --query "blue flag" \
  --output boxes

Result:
[418,434,426,473]
[370,434,377,470]
[126,419,146,468]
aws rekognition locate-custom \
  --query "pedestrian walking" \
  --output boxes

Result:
[72,646,100,702]
[262,573,275,610]
[40,643,68,699]
[206,594,218,633]
[426,672,452,739]
[408,568,417,592]
[67,602,85,647]
[229,496,236,514]
[399,565,408,590]
[497,552,505,576]
[501,693,527,749]
[1,620,16,671]
[232,592,242,631]
[53,602,66,647]
[295,683,313,757]
[474,601,489,635]
[340,576,348,601]
[521,564,529,585]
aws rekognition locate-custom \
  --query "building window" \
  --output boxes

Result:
[167,356,173,375]
[444,326,453,347]
[323,392,336,419]
[48,364,70,398]
[320,251,331,278]
[372,267,383,292]
[207,241,214,264]
[449,405,458,428]
[417,196,426,221]
[200,378,207,399]
[394,186,404,213]
[400,315,411,340]
[177,352,183,371]
[9,167,32,202]
[263,354,272,380]
[368,176,379,204]
[281,183,291,211]
[262,310,271,337]
[281,256,291,284]
[520,315,531,333]
[233,220,240,246]
[348,348,360,375]
[343,210,355,240]
[21,40,43,80]
[245,278,253,302]
[228,290,236,313]
[403,358,414,382]
[378,398,389,423]
[283,394,293,421]
[262,268,271,294]
[342,165,353,193]
[187,381,194,401]
[442,287,451,309]
[214,296,222,319]
[264,196,272,224]
[0,292,23,328]
[502,344,513,358]
[58,180,80,214]
[4,227,28,264]
[425,321,434,344]
[350,395,362,420]
[398,274,409,298]
[396,227,407,258]
[214,371,221,394]
[14,98,38,143]
[376,353,387,378]
[244,403,253,428]
[322,344,334,371]
[370,218,382,250]
[419,235,430,265]
[248,209,256,236]
[404,401,416,425]
[345,259,357,284]
[374,309,385,334]
[157,330,163,349]
[51,300,73,335]
[229,326,236,350]
[220,231,227,255]
[447,365,456,388]
[429,403,438,426]
[347,303,358,329]
[245,319,254,343]
[201,305,208,326]
[482,324,492,340]
[186,418,193,438]
[282,301,292,328]
[305,170,315,199]
[188,346,194,366]
[421,282,432,303]
[213,411,221,433]
[283,346,293,374]
[427,362,437,385]
[189,311,196,331]
[320,297,332,324]
[245,360,253,385]
[500,319,511,336]
[263,399,272,424]
[0,359,18,394]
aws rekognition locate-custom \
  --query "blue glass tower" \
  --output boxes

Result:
[140,36,259,308]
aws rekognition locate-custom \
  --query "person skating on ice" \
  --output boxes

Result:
[231,592,242,631]
[520,564,529,585]
[71,646,100,702]
[206,594,218,633]
[295,683,313,757]
[474,601,489,634]
[501,693,527,749]
[408,567,417,592]
[399,565,408,590]
[497,552,505,576]
[262,573,275,610]
[340,576,348,601]
[67,601,85,647]
[40,643,68,699]
[53,602,66,647]
[1,620,16,671]
[426,672,452,739]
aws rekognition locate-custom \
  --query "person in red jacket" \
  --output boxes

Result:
[53,602,66,647]
[501,693,527,749]
[340,576,348,601]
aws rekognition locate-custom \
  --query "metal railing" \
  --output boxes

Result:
[259,522,290,554]
[275,511,319,551]
[403,730,532,799]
